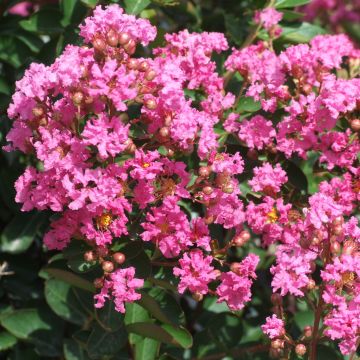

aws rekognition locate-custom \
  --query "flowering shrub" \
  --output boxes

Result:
[1,0,360,359]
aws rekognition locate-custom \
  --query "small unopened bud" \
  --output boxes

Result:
[84,250,96,262]
[307,278,316,290]
[271,339,284,350]
[332,216,343,226]
[72,91,84,106]
[123,39,136,54]
[106,29,118,47]
[266,143,277,155]
[333,224,343,236]
[164,115,172,126]
[93,37,106,52]
[167,148,174,157]
[139,61,150,72]
[199,166,211,178]
[222,183,234,194]
[202,186,213,195]
[205,215,214,225]
[113,252,126,265]
[343,240,357,255]
[159,126,169,138]
[145,69,156,81]
[127,58,138,70]
[94,277,104,289]
[192,292,203,302]
[269,348,281,359]
[330,241,341,254]
[302,83,312,95]
[350,119,360,132]
[303,326,312,338]
[144,98,157,110]
[32,106,44,117]
[102,261,114,273]
[119,32,131,45]
[295,344,306,356]
[311,236,321,246]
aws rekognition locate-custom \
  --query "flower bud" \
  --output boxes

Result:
[202,186,213,195]
[159,126,169,138]
[145,69,156,81]
[205,215,214,225]
[94,277,104,289]
[106,29,118,47]
[199,166,211,178]
[332,216,343,226]
[127,58,138,70]
[192,292,203,302]
[343,240,357,255]
[271,339,284,349]
[102,261,114,273]
[164,115,172,126]
[113,252,126,265]
[72,91,84,106]
[350,119,360,132]
[84,250,96,262]
[139,61,150,72]
[307,278,316,290]
[330,240,341,254]
[144,98,157,110]
[222,182,234,194]
[119,32,131,45]
[247,149,258,160]
[93,37,106,52]
[213,269,222,279]
[303,326,312,338]
[123,39,136,54]
[295,344,306,356]
[32,106,44,117]
[302,83,312,95]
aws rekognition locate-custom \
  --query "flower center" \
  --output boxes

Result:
[266,207,279,223]
[96,213,112,229]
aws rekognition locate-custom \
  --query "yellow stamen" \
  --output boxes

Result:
[342,271,355,285]
[142,163,150,168]
[267,207,279,223]
[159,223,169,233]
[96,213,112,230]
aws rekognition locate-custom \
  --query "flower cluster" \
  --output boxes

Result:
[5,4,360,357]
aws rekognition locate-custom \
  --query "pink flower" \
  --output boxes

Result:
[261,315,285,339]
[216,254,259,311]
[254,8,283,32]
[82,114,129,160]
[238,115,276,149]
[173,250,217,295]
[94,267,144,313]
[249,163,287,194]
[141,196,192,258]
[209,152,244,175]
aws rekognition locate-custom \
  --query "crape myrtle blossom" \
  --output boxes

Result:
[5,3,360,356]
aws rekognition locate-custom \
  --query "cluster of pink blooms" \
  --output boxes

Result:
[302,0,360,30]
[5,4,360,356]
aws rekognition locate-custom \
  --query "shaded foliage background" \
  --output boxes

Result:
[0,0,358,359]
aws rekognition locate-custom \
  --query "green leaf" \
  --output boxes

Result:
[0,331,17,351]
[224,13,244,46]
[95,301,125,332]
[0,77,10,95]
[280,22,326,43]
[126,322,192,349]
[86,323,128,358]
[236,96,261,113]
[125,302,151,325]
[45,279,89,325]
[60,0,87,26]
[80,0,98,8]
[63,240,96,273]
[285,161,308,193]
[138,288,184,326]
[294,310,314,329]
[0,308,64,357]
[19,9,64,34]
[281,10,304,21]
[16,32,44,53]
[41,267,95,292]
[64,338,90,360]
[0,35,32,68]
[130,249,151,279]
[125,0,151,15]
[134,337,160,360]
[275,0,311,8]
[1,212,47,254]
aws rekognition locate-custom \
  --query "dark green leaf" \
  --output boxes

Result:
[45,279,89,325]
[134,337,160,360]
[275,0,311,8]
[41,267,95,292]
[60,0,87,26]
[80,0,98,8]
[19,9,64,34]
[1,212,47,254]
[0,308,64,357]
[285,161,308,192]
[125,0,151,15]
[0,35,32,68]
[280,23,326,43]
[0,331,17,351]
[236,96,261,113]
[130,249,151,279]
[224,13,244,45]
[126,322,192,349]
[95,301,125,332]
[86,323,128,358]
[64,338,90,360]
